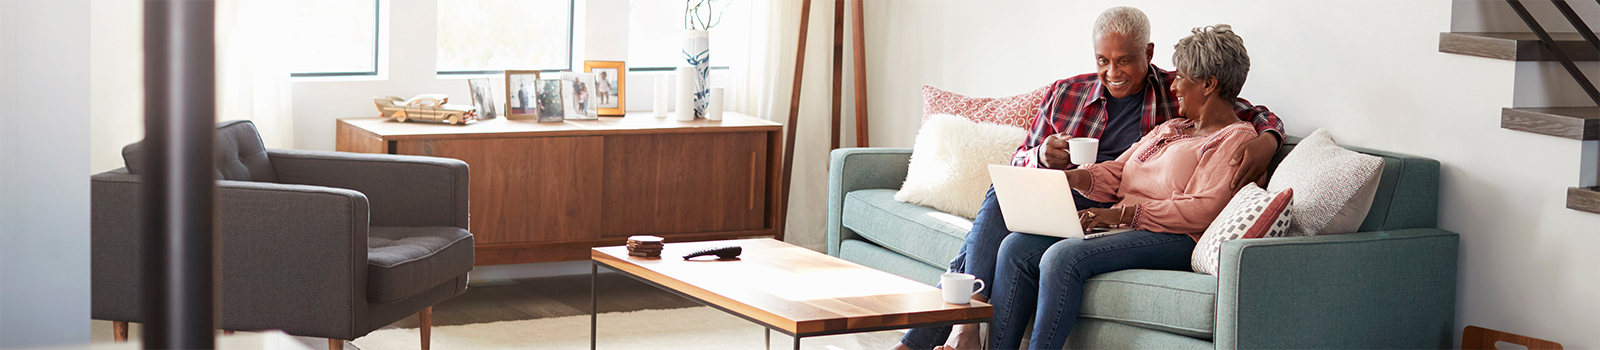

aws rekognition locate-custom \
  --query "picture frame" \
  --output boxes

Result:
[583,60,626,116]
[560,72,599,120]
[535,78,564,123]
[467,78,498,120]
[504,70,541,120]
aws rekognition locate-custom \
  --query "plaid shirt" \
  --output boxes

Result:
[1011,65,1285,168]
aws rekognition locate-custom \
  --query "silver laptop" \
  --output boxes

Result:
[987,164,1131,239]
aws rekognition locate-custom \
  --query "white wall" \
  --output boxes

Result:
[860,0,1599,347]
[0,0,93,347]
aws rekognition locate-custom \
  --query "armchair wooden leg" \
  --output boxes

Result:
[328,338,343,350]
[222,330,235,336]
[419,307,433,350]
[112,321,128,342]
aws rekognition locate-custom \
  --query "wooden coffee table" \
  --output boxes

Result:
[590,238,992,350]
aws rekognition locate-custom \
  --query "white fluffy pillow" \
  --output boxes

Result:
[1266,129,1383,236]
[895,114,1028,219]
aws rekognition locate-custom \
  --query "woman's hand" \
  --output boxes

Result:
[1077,207,1132,231]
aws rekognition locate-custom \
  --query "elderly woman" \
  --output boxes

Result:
[950,24,1259,350]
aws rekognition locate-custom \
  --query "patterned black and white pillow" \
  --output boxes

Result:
[1191,184,1294,275]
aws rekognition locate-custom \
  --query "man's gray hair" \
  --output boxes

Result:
[1092,6,1151,46]
[1172,24,1250,100]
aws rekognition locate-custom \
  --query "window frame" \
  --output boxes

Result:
[287,0,383,78]
[435,0,577,76]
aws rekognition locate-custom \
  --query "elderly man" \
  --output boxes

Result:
[891,6,1284,350]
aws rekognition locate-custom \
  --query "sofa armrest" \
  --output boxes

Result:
[268,149,469,230]
[91,170,373,339]
[826,148,912,256]
[1214,228,1459,349]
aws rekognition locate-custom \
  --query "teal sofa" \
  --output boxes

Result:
[825,138,1459,349]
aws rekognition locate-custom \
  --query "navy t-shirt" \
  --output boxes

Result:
[1097,88,1145,163]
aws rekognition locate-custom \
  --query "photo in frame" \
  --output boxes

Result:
[583,60,625,116]
[504,70,541,120]
[535,78,564,122]
[467,78,499,120]
[560,72,598,120]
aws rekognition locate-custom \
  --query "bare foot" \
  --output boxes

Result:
[941,323,983,350]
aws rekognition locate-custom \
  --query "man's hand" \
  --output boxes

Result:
[1039,134,1072,169]
[1229,132,1280,191]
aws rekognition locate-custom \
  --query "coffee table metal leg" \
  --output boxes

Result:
[793,335,801,350]
[590,262,598,350]
[765,328,771,350]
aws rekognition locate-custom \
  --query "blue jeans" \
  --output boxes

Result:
[989,230,1196,349]
[899,186,1111,350]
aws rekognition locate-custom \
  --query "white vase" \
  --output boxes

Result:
[682,30,710,119]
[674,66,696,121]
[653,74,670,117]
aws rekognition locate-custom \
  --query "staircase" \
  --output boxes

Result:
[1439,0,1600,214]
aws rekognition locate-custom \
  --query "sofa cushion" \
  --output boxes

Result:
[1266,129,1382,236]
[842,189,968,268]
[1080,269,1219,340]
[838,238,946,286]
[895,114,1027,219]
[1193,185,1293,275]
[922,85,1049,129]
[367,226,475,303]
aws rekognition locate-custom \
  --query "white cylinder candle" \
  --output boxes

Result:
[675,66,696,121]
[654,74,671,117]
[707,87,724,121]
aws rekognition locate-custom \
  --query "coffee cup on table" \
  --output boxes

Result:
[1068,137,1099,166]
[940,272,985,305]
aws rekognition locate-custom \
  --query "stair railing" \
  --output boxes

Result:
[1505,0,1600,106]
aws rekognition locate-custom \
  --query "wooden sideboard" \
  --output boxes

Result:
[337,112,784,265]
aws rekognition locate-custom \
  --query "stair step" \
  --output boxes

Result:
[1501,107,1600,140]
[1568,187,1600,214]
[1439,32,1600,61]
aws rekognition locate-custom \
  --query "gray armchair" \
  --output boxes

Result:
[92,120,474,349]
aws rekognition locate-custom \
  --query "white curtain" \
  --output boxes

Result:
[88,0,144,173]
[215,0,294,149]
[728,0,845,251]
[89,0,296,174]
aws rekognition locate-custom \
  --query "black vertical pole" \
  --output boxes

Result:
[141,0,217,349]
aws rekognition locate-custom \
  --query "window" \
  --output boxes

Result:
[627,0,749,70]
[285,0,380,77]
[437,0,573,74]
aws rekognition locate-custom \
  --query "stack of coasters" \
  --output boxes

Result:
[626,235,664,257]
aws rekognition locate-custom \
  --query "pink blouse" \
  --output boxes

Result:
[1081,118,1256,241]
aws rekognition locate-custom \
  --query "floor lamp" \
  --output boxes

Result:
[778,0,868,237]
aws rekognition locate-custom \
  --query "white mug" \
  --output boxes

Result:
[1068,137,1099,165]
[940,272,985,304]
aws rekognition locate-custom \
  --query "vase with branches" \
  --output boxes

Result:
[684,0,726,31]
[681,0,727,119]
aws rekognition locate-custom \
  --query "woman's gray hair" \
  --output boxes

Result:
[1092,6,1150,46]
[1173,24,1250,100]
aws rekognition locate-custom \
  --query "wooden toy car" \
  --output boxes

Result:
[374,95,479,125]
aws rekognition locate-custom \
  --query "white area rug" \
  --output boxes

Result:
[351,307,906,350]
